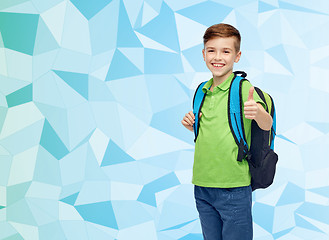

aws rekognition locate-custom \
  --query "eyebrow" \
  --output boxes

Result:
[205,46,233,50]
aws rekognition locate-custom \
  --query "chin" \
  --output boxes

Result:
[213,72,226,78]
[213,70,231,77]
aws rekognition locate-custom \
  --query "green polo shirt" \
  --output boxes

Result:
[192,73,265,188]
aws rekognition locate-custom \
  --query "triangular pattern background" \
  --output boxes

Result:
[1,0,329,239]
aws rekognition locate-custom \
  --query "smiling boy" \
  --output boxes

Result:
[181,24,273,240]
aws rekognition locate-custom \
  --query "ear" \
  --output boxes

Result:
[234,51,241,63]
[202,48,205,61]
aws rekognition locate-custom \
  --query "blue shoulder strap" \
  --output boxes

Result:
[228,71,249,161]
[192,81,207,142]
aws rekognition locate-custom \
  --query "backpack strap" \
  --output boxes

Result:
[228,71,249,162]
[254,87,268,111]
[192,81,207,142]
[255,87,276,150]
[268,94,276,150]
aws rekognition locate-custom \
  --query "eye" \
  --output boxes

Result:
[224,50,230,54]
[208,50,214,52]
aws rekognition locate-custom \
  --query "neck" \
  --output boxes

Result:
[212,71,233,88]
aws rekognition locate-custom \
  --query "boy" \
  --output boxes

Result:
[181,23,273,240]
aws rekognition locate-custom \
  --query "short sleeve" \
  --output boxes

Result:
[241,80,266,110]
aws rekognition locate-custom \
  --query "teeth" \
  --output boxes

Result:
[213,64,223,67]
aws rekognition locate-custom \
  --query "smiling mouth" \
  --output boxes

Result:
[212,63,224,68]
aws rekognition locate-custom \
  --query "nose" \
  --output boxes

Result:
[214,51,222,60]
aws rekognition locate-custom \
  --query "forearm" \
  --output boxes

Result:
[255,103,273,131]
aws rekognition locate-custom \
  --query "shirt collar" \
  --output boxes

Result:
[202,73,235,93]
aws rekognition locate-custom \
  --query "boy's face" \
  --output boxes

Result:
[202,37,241,81]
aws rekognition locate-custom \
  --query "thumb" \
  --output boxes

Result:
[248,86,254,101]
[199,112,202,118]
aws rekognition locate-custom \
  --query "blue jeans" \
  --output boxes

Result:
[194,185,253,240]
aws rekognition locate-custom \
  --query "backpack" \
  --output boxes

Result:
[192,71,278,191]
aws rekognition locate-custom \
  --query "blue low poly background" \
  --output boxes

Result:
[0,0,329,239]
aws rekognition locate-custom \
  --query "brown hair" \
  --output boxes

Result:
[203,23,241,52]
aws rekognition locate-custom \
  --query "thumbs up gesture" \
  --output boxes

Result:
[244,86,259,120]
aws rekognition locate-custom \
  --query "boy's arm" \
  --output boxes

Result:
[244,87,273,131]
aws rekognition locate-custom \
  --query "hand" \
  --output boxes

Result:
[244,87,259,120]
[181,111,202,132]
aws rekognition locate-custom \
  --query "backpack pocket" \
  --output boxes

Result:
[250,149,278,191]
